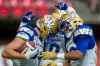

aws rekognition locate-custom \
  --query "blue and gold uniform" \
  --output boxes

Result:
[57,2,96,66]
[15,2,96,66]
[40,2,96,66]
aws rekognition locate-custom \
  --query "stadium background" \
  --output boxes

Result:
[0,0,99,66]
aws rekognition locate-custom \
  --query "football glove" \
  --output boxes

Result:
[41,61,57,66]
[40,51,56,60]
[49,61,57,66]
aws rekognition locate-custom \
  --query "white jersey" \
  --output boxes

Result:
[16,23,41,66]
[16,3,96,66]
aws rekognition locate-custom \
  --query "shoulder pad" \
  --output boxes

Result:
[74,24,93,37]
[16,25,37,41]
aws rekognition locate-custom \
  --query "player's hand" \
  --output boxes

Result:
[21,11,33,23]
[41,61,57,66]
[20,11,38,28]
[22,42,39,59]
[49,62,57,66]
[40,51,56,60]
[56,2,68,10]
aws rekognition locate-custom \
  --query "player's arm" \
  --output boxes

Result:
[2,38,26,59]
[2,12,38,59]
[65,24,95,60]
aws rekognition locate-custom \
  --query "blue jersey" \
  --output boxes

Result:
[44,32,66,53]
[65,24,96,54]
[43,23,96,55]
[16,15,96,66]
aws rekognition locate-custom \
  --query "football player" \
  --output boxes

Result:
[2,0,59,66]
[2,8,59,66]
[2,12,41,66]
[40,1,97,66]
[57,2,97,66]
[2,1,96,66]
[58,2,97,66]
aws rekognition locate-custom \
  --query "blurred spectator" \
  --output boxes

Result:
[77,0,100,13]
[90,0,98,12]
[90,0,100,13]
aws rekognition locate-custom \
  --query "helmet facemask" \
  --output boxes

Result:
[49,21,59,34]
[36,18,48,39]
[70,17,83,30]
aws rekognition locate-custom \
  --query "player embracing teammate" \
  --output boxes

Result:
[2,0,96,66]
